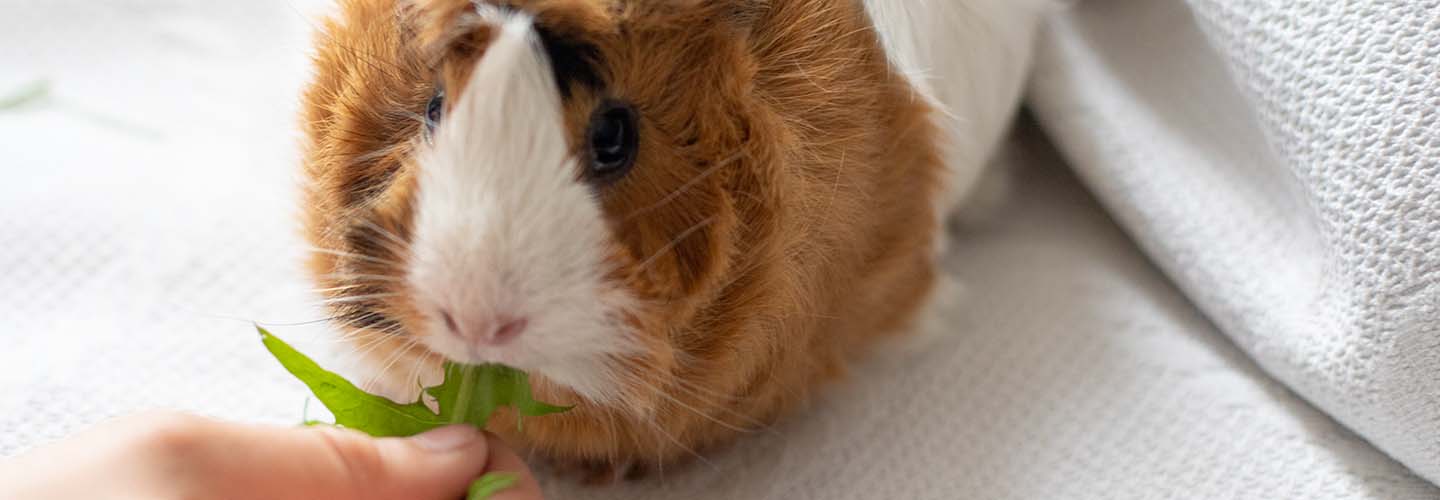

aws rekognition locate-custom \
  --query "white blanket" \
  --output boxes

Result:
[1030,0,1440,486]
[1,0,1438,498]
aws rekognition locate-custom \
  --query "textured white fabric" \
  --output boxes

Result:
[2,0,1438,498]
[1028,0,1440,487]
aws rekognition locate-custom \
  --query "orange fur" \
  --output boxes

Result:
[300,0,942,469]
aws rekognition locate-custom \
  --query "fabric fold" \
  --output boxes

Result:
[1029,0,1440,485]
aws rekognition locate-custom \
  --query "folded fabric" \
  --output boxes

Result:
[1030,0,1440,485]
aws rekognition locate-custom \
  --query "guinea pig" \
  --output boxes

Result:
[298,0,1048,476]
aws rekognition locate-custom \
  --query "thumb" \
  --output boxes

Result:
[168,418,497,500]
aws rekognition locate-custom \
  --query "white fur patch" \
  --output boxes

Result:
[404,9,635,405]
[862,0,1051,220]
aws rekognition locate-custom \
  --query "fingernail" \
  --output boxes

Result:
[411,425,480,451]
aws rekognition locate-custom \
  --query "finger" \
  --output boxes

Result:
[478,432,546,500]
[114,414,494,500]
[221,423,493,500]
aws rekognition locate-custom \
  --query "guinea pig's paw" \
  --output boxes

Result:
[548,458,644,485]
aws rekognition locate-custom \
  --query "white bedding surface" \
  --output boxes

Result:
[0,1,1435,498]
[1030,0,1440,486]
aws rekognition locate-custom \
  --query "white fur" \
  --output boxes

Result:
[405,8,634,405]
[862,0,1051,221]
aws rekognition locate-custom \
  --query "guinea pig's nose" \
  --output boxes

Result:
[489,317,528,345]
[439,308,527,346]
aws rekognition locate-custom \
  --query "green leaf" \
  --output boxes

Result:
[425,363,571,428]
[259,327,444,437]
[467,472,519,500]
[260,327,570,498]
[258,326,569,437]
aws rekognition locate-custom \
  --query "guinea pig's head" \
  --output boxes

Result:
[302,0,774,412]
[301,0,935,462]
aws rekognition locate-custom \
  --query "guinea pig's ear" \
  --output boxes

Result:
[716,0,770,31]
[401,0,494,68]
[649,0,769,33]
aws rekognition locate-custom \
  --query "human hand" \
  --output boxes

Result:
[0,411,544,500]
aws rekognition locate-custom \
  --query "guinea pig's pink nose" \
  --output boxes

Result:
[490,317,527,345]
[439,309,527,346]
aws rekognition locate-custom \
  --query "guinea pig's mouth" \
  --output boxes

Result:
[418,322,635,406]
[349,323,638,411]
[397,282,646,409]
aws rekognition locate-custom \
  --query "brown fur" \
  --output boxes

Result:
[300,0,942,469]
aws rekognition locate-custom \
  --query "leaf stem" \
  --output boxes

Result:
[450,365,477,425]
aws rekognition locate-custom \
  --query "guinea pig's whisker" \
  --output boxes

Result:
[323,310,382,332]
[403,350,438,396]
[336,330,396,349]
[250,316,344,328]
[602,410,622,467]
[298,330,385,346]
[335,338,388,365]
[636,216,717,271]
[334,314,400,337]
[381,337,424,376]
[662,379,780,435]
[319,293,401,306]
[624,151,747,221]
[344,326,409,363]
[638,417,716,472]
[306,246,403,267]
[621,414,658,478]
[296,331,387,349]
[355,218,410,255]
[340,315,402,337]
[639,380,755,435]
[637,375,777,434]
[309,283,371,295]
[316,272,405,284]
[660,373,738,402]
[337,323,396,343]
[362,337,423,393]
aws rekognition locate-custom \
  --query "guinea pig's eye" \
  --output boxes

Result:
[423,89,444,141]
[585,100,639,184]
